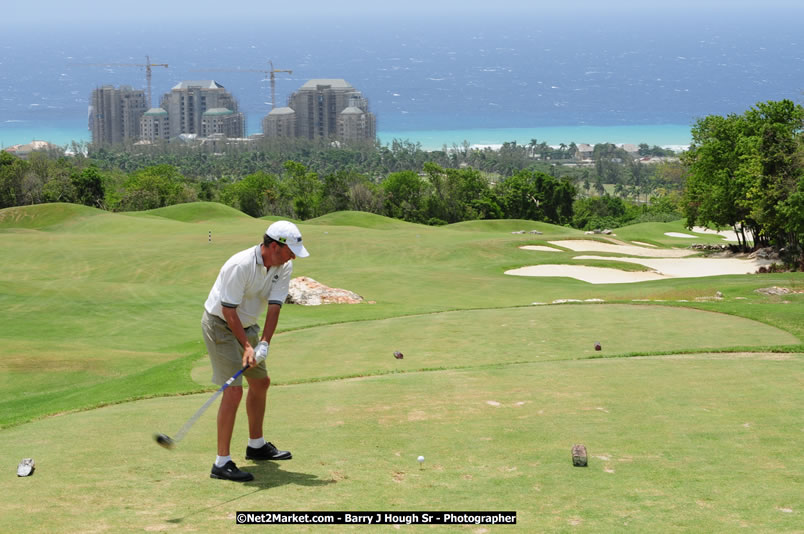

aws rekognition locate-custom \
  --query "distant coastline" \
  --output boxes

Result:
[376,124,692,151]
[1,120,692,152]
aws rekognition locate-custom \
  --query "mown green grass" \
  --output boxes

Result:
[1,355,801,532]
[613,220,734,247]
[0,202,802,532]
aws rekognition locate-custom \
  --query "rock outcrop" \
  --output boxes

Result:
[285,276,364,306]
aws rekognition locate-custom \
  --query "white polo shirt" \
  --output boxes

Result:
[204,245,292,327]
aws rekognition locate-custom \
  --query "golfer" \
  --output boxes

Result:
[201,221,309,482]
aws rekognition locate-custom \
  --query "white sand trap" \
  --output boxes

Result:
[520,245,561,252]
[631,241,657,247]
[505,265,667,284]
[574,255,773,278]
[549,240,694,258]
[692,226,750,243]
[664,232,697,238]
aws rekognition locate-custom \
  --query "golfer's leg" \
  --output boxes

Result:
[245,375,270,439]
[217,386,243,456]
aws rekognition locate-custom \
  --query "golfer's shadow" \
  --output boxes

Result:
[166,463,333,523]
[243,461,335,490]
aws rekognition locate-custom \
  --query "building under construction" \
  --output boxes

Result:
[89,86,147,145]
[90,80,245,144]
[263,79,376,142]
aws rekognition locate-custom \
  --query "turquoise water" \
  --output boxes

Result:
[2,121,692,151]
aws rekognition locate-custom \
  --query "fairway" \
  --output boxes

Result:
[1,203,802,532]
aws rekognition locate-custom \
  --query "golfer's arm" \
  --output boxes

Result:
[260,304,281,344]
[221,306,252,351]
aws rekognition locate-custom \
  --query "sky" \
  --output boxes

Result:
[3,0,803,29]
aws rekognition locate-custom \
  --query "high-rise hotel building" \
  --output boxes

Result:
[159,80,244,139]
[263,79,375,142]
[89,86,147,145]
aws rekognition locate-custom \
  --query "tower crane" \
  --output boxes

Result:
[268,60,293,111]
[191,61,292,110]
[86,56,168,108]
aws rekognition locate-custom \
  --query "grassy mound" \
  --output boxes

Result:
[446,218,576,236]
[0,202,105,230]
[129,201,252,223]
[305,210,416,229]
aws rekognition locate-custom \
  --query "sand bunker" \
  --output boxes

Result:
[574,255,773,278]
[664,232,697,238]
[520,245,561,252]
[691,226,750,243]
[509,241,774,283]
[548,240,694,258]
[506,265,666,284]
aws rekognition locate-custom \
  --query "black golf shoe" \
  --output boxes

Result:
[245,442,292,460]
[210,460,254,482]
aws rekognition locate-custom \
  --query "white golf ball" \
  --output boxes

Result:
[417,455,425,463]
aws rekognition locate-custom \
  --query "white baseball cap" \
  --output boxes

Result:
[265,220,309,258]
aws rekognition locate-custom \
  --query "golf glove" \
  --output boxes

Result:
[254,341,269,363]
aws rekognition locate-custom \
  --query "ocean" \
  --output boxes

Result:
[1,12,802,150]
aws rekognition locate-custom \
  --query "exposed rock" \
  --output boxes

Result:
[689,243,729,251]
[528,230,543,235]
[748,247,780,260]
[755,286,793,296]
[393,351,404,359]
[285,277,364,306]
[511,230,526,234]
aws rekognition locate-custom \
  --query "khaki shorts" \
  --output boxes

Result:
[202,310,267,386]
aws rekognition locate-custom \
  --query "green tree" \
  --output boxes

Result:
[72,165,106,208]
[118,164,186,211]
[382,170,429,222]
[220,171,281,217]
[0,151,26,208]
[283,161,322,220]
[496,169,575,224]
[683,99,803,253]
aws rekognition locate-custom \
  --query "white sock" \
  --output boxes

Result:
[248,437,266,448]
[215,455,232,468]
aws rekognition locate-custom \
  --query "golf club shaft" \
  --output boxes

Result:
[173,364,248,443]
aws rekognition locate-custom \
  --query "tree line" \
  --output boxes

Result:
[3,99,801,265]
[683,99,803,264]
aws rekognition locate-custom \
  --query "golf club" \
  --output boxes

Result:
[154,348,267,449]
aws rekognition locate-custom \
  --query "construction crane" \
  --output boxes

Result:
[268,60,293,110]
[191,61,292,110]
[86,56,168,108]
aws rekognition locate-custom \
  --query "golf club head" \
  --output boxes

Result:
[154,433,175,449]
